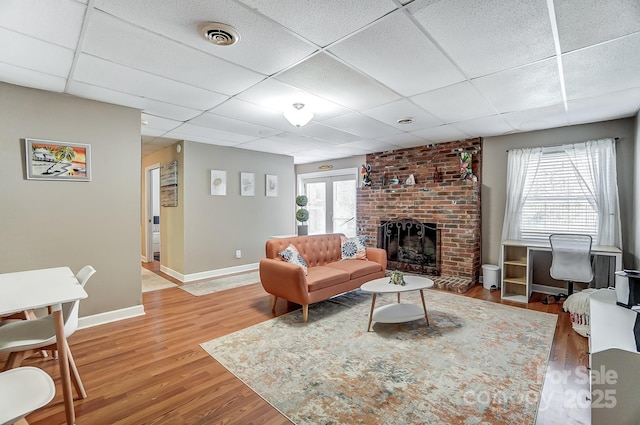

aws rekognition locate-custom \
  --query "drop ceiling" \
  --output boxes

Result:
[1,0,639,163]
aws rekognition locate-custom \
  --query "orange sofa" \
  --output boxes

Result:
[259,233,387,322]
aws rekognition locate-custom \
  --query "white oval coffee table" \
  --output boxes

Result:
[360,275,434,332]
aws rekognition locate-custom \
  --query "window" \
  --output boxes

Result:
[520,149,598,242]
[502,138,621,248]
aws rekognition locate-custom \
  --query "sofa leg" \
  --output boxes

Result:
[302,305,308,322]
[270,295,278,313]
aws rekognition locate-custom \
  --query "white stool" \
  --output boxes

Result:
[0,366,55,425]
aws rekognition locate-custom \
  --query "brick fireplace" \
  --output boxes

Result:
[357,138,482,293]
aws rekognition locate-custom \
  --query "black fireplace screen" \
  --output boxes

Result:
[377,218,439,275]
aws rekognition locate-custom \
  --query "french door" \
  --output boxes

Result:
[302,174,357,237]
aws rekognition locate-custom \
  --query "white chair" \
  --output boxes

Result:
[0,366,55,425]
[0,265,95,399]
[542,234,594,305]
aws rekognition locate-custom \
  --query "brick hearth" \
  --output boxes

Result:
[358,138,482,293]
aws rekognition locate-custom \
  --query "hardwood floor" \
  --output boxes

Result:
[5,263,589,424]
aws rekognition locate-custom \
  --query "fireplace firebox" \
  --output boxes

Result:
[377,218,439,275]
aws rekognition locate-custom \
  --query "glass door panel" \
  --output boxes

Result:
[303,174,356,236]
[333,179,356,237]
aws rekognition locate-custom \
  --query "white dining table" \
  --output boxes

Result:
[0,267,88,425]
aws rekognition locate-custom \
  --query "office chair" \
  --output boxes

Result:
[0,265,95,399]
[0,366,55,425]
[542,234,594,305]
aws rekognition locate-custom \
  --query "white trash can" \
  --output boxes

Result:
[482,264,500,290]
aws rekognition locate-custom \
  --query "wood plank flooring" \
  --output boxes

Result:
[4,263,589,424]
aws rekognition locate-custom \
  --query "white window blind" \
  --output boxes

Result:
[520,149,598,242]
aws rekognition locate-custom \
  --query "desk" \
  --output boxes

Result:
[0,267,88,425]
[501,240,622,303]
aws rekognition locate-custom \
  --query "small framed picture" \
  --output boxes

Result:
[211,170,227,196]
[240,172,255,196]
[266,174,278,197]
[25,138,91,181]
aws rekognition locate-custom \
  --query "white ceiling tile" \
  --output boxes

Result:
[472,59,563,113]
[188,112,282,138]
[555,0,640,52]
[141,127,168,138]
[68,81,205,121]
[237,0,397,47]
[163,128,241,147]
[141,114,182,132]
[410,125,472,143]
[209,98,294,131]
[501,103,568,132]
[329,12,465,96]
[321,112,401,139]
[409,0,555,77]
[566,87,640,125]
[171,123,257,144]
[377,133,428,149]
[73,54,229,111]
[237,139,298,155]
[361,99,443,131]
[563,33,640,100]
[411,82,497,123]
[451,115,515,137]
[94,0,316,75]
[0,63,66,92]
[0,28,73,77]
[83,12,265,96]
[236,78,352,121]
[0,0,85,49]
[340,140,399,153]
[294,124,361,144]
[275,52,401,110]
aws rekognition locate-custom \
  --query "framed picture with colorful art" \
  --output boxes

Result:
[25,138,91,181]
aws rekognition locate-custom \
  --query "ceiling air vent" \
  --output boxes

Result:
[396,117,415,125]
[200,23,240,46]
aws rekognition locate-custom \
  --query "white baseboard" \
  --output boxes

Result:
[78,305,145,330]
[161,263,259,282]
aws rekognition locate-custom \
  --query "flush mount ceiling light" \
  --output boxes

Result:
[199,22,240,46]
[283,103,314,127]
[396,117,415,125]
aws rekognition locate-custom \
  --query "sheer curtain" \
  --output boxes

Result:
[501,147,542,241]
[563,138,621,248]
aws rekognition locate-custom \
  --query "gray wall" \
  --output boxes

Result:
[0,82,142,317]
[634,112,640,269]
[141,141,296,277]
[482,118,637,269]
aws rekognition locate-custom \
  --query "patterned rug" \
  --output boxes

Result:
[201,289,557,425]
[180,271,260,296]
[141,267,177,293]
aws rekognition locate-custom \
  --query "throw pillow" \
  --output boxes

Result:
[278,244,308,275]
[341,235,367,260]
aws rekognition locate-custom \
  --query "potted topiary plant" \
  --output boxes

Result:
[296,195,309,235]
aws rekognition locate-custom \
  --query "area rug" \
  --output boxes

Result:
[201,289,557,425]
[141,267,177,292]
[180,270,260,296]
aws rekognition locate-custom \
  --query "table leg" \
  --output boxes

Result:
[419,290,429,326]
[397,293,400,303]
[367,293,377,332]
[53,306,75,425]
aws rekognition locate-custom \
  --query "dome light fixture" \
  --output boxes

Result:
[283,103,314,127]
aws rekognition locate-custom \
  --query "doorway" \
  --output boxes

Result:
[145,164,161,263]
[299,169,358,237]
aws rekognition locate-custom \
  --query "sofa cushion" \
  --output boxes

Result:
[325,259,382,280]
[341,235,367,260]
[279,244,308,275]
[306,266,350,292]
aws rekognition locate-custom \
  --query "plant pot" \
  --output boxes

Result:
[297,225,308,236]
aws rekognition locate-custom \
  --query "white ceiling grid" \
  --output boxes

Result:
[0,0,638,162]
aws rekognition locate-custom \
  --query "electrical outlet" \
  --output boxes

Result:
[235,249,242,259]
